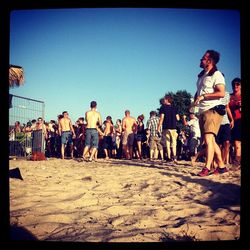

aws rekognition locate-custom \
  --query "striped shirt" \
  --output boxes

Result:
[147,116,161,137]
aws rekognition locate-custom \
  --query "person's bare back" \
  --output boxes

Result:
[104,120,113,136]
[85,110,102,129]
[59,117,72,132]
[122,111,137,133]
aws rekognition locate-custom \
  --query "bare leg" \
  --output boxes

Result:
[154,149,159,160]
[213,139,225,168]
[82,146,90,160]
[137,141,142,159]
[203,133,217,170]
[159,149,164,160]
[89,147,97,161]
[191,148,205,167]
[222,140,230,164]
[61,144,65,159]
[128,146,133,160]
[104,149,109,159]
[70,144,74,159]
[234,140,241,165]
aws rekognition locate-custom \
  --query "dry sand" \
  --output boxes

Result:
[9,158,241,242]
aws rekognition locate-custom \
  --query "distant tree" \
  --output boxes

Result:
[158,90,192,115]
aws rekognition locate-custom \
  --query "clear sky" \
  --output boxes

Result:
[9,8,241,124]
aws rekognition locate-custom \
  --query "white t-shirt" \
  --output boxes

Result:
[221,91,230,125]
[196,70,225,114]
[187,117,201,138]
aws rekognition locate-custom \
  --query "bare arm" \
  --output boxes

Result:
[58,120,62,136]
[122,118,126,131]
[157,113,164,131]
[133,119,138,132]
[194,84,225,105]
[182,115,188,126]
[98,113,102,127]
[226,104,234,129]
[69,119,76,136]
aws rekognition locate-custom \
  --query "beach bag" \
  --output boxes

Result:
[30,152,46,161]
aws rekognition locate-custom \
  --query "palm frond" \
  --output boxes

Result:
[9,65,25,88]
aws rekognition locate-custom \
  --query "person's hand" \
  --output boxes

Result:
[230,120,234,129]
[194,95,205,106]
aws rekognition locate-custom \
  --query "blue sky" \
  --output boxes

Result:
[9,8,241,124]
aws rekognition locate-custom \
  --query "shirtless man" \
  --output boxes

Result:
[122,110,137,159]
[103,116,114,159]
[82,101,102,162]
[58,111,76,159]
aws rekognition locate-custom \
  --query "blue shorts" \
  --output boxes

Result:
[61,131,73,145]
[85,128,99,149]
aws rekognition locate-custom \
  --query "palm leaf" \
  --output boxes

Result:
[9,65,25,88]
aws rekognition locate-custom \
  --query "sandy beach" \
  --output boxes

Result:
[9,158,240,242]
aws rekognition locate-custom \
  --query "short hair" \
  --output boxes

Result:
[78,117,84,122]
[58,114,63,120]
[150,111,156,117]
[138,114,144,121]
[62,111,68,115]
[90,101,97,108]
[164,95,173,104]
[125,110,130,115]
[206,50,220,64]
[231,77,241,86]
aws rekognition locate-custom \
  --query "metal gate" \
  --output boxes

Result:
[9,94,45,157]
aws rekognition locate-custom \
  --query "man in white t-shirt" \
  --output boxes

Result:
[194,50,228,176]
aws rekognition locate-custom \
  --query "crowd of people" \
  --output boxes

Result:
[9,50,241,177]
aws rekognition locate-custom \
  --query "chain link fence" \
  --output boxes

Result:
[9,94,45,158]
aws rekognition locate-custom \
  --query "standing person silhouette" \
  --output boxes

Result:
[58,111,76,159]
[82,101,102,162]
[194,50,228,176]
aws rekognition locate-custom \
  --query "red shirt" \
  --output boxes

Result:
[229,93,241,120]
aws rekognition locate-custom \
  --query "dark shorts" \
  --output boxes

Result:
[135,134,144,141]
[85,128,99,149]
[231,119,241,141]
[103,136,113,150]
[216,124,231,145]
[61,131,73,145]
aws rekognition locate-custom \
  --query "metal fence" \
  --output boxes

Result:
[9,94,45,157]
